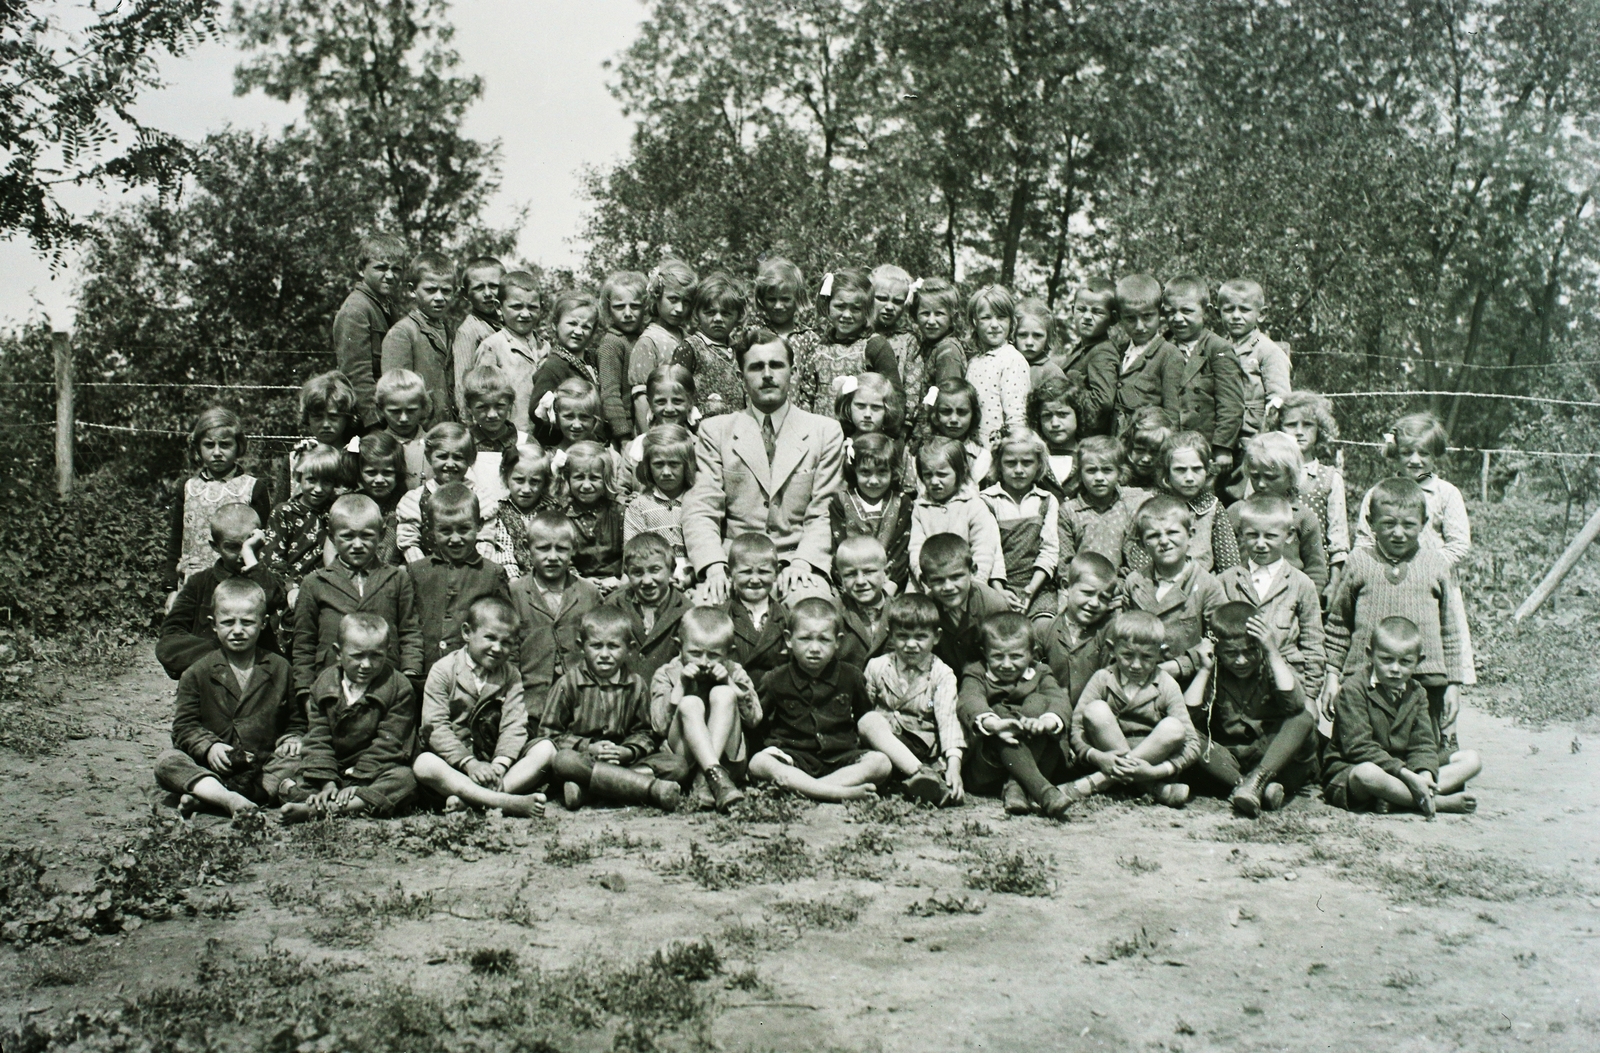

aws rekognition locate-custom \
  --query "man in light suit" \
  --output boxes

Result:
[682,327,844,605]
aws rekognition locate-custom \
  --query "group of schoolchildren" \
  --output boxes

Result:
[153,238,1483,827]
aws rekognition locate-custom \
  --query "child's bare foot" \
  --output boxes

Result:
[227,798,260,819]
[1153,781,1190,808]
[1399,770,1436,818]
[501,794,546,818]
[178,794,201,818]
[278,802,320,824]
[1435,793,1477,814]
[443,795,467,814]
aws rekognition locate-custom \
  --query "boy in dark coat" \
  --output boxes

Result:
[157,503,287,679]
[406,483,509,674]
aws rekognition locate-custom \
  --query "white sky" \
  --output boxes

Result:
[0,0,643,328]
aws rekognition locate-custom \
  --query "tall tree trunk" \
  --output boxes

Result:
[1445,278,1491,439]
[1045,141,1076,307]
[999,169,1033,286]
[944,191,958,278]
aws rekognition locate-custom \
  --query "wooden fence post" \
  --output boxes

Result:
[1480,450,1490,502]
[53,330,73,498]
[1514,502,1600,622]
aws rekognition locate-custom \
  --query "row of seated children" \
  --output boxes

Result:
[157,468,1480,826]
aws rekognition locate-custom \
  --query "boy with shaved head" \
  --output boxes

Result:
[158,502,288,679]
[293,493,424,703]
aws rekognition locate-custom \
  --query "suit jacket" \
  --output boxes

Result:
[1216,562,1327,695]
[603,585,691,686]
[1119,561,1226,680]
[407,554,511,674]
[1321,668,1439,786]
[292,563,425,695]
[1036,612,1111,709]
[1053,336,1122,436]
[332,283,393,428]
[837,598,889,671]
[420,646,527,768]
[727,599,788,685]
[382,308,455,426]
[170,650,301,764]
[157,561,287,680]
[682,402,844,575]
[299,664,417,784]
[1174,330,1246,451]
[509,573,602,699]
[1112,336,1182,430]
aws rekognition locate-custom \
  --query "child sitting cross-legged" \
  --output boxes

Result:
[1216,494,1326,699]
[411,595,549,817]
[650,607,762,813]
[293,494,424,703]
[155,578,301,818]
[1185,601,1316,817]
[158,503,287,680]
[859,594,963,807]
[1036,551,1118,708]
[1119,494,1226,687]
[281,612,419,821]
[508,511,602,702]
[750,597,894,802]
[1321,616,1480,816]
[603,532,691,686]
[540,606,687,812]
[1066,610,1200,807]
[835,534,891,669]
[918,532,1013,676]
[722,532,790,685]
[407,483,510,676]
[957,612,1073,817]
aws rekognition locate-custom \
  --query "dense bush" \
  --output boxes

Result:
[0,471,167,642]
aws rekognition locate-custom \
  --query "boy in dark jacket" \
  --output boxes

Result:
[332,233,405,430]
[723,532,789,682]
[603,532,691,686]
[157,503,287,679]
[293,495,424,702]
[1320,616,1480,816]
[1162,274,1246,477]
[154,578,302,817]
[281,611,418,820]
[406,483,509,674]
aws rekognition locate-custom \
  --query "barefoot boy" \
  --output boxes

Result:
[1320,616,1480,816]
[158,503,287,680]
[412,595,548,817]
[1068,610,1200,807]
[155,578,301,818]
[723,532,789,684]
[540,606,686,812]
[281,612,419,820]
[650,607,762,812]
[509,511,602,701]
[408,483,509,675]
[749,597,894,802]
[859,594,963,806]
[1185,602,1316,816]
[958,612,1073,817]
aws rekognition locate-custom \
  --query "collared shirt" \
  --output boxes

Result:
[864,652,963,757]
[1070,666,1197,769]
[341,675,368,708]
[748,399,792,444]
[745,597,770,630]
[1121,341,1150,374]
[1174,338,1198,360]
[337,558,369,597]
[1249,558,1284,602]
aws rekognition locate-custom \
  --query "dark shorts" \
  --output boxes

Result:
[772,746,869,779]
[1323,767,1369,811]
[894,730,938,766]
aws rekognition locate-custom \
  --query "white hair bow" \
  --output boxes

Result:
[819,272,834,298]
[922,385,940,407]
[535,390,558,423]
[905,277,923,304]
[832,374,859,398]
[843,437,855,463]
[628,435,645,463]
[344,435,362,454]
[687,406,702,426]
[551,449,568,473]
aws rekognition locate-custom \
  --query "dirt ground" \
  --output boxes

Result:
[1,647,1597,1053]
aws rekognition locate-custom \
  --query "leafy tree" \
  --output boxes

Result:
[0,0,219,257]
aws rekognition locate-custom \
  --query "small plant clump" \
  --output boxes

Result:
[735,787,814,824]
[962,846,1055,897]
[905,893,986,916]
[1116,855,1161,874]
[663,832,816,891]
[765,893,868,933]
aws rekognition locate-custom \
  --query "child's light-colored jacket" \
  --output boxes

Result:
[421,646,528,768]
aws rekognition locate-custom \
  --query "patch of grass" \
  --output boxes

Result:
[824,828,898,879]
[1116,855,1161,874]
[1437,930,1475,948]
[765,893,868,934]
[544,835,597,868]
[845,794,933,826]
[1090,926,1158,963]
[663,831,816,891]
[1323,843,1580,905]
[905,893,986,916]
[1238,860,1283,882]
[724,966,770,995]
[933,819,995,848]
[962,845,1055,897]
[21,948,100,988]
[0,677,84,757]
[1205,811,1398,851]
[736,787,813,824]
[306,915,375,947]
[1383,968,1425,991]
[2,939,725,1053]
[467,948,520,975]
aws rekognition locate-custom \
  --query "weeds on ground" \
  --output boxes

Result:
[736,787,813,824]
[0,811,268,944]
[845,795,934,826]
[20,947,101,988]
[2,938,725,1052]
[765,893,868,934]
[906,893,986,916]
[662,831,816,890]
[1332,844,1580,904]
[1089,926,1159,963]
[824,828,898,879]
[1116,855,1161,874]
[933,819,994,848]
[962,845,1055,897]
[0,676,85,757]
[546,826,660,867]
[466,948,520,975]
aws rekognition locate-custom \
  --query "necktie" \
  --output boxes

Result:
[762,414,777,464]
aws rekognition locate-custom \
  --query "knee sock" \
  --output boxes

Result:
[1258,712,1314,778]
[552,750,594,786]
[998,743,1054,804]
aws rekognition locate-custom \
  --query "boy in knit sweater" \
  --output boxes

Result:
[1321,477,1467,748]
